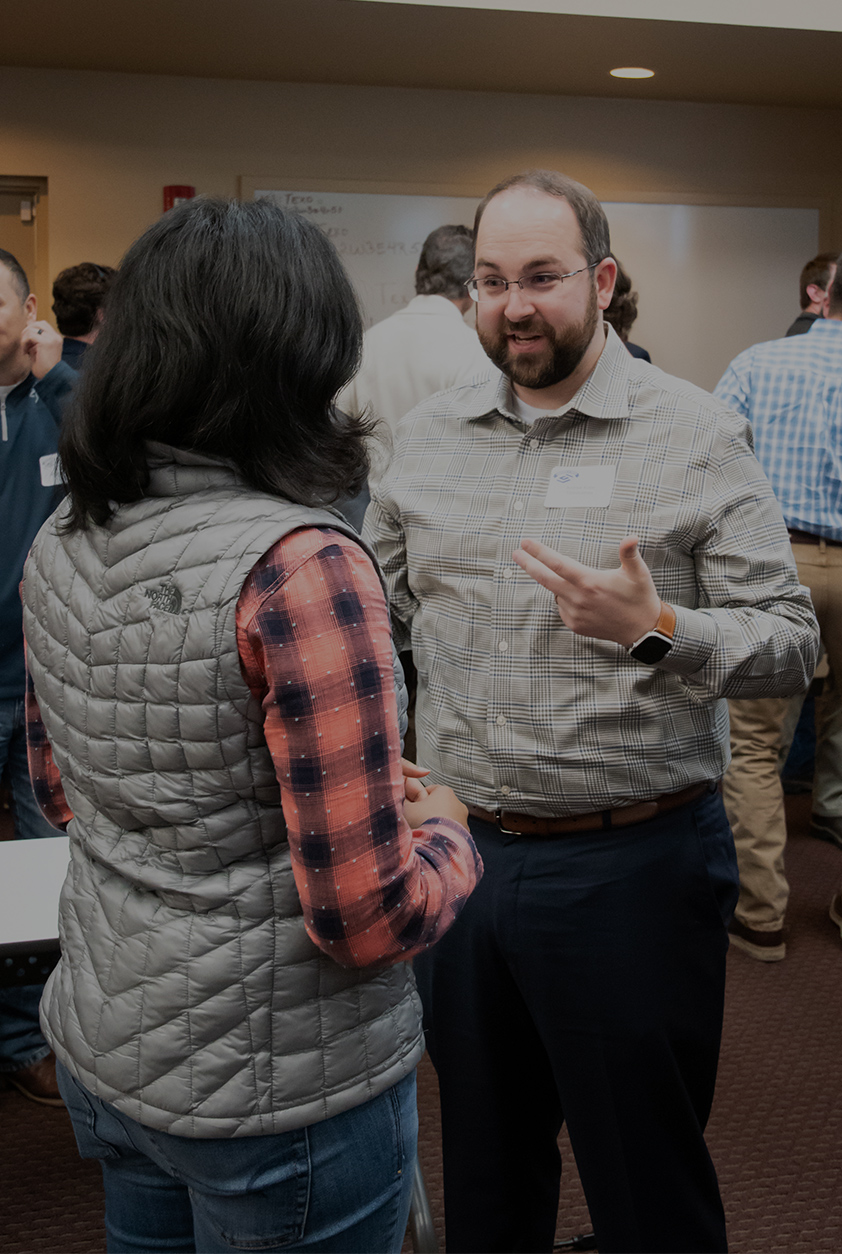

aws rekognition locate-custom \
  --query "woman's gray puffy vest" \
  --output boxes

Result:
[22,447,422,1138]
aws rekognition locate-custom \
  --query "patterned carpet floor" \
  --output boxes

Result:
[2,792,841,1253]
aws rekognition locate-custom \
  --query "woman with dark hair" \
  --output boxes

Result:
[603,256,652,363]
[22,197,480,1254]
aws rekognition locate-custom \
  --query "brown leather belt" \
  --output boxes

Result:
[466,780,717,837]
[788,528,842,548]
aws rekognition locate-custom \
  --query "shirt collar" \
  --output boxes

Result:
[461,322,632,425]
[400,294,466,321]
[805,317,842,337]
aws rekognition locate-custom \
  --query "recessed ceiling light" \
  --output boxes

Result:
[610,67,655,79]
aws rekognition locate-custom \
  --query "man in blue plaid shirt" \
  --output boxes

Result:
[715,255,842,963]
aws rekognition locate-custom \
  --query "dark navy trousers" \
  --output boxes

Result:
[414,788,738,1254]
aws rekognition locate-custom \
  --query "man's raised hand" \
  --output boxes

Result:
[513,536,662,648]
[21,322,63,379]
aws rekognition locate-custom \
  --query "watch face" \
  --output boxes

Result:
[630,633,673,664]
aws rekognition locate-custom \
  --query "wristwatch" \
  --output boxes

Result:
[628,601,676,664]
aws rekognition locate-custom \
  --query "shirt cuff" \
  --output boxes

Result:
[650,604,719,677]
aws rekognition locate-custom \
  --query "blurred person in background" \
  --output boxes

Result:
[23,197,480,1254]
[603,254,651,361]
[716,254,842,961]
[785,251,837,337]
[51,261,116,369]
[338,223,489,485]
[0,246,73,1107]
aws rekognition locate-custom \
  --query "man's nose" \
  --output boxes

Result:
[503,282,536,320]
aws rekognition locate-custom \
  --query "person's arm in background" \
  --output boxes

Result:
[713,347,753,424]
[237,528,481,969]
[21,321,76,424]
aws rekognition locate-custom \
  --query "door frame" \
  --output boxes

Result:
[0,175,50,323]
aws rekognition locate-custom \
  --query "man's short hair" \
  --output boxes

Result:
[0,249,30,303]
[473,170,611,268]
[52,262,116,337]
[415,225,475,300]
[799,251,838,310]
[603,256,638,342]
[825,253,842,317]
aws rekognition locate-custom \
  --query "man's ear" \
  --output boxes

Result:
[23,293,37,323]
[806,283,826,310]
[595,257,618,311]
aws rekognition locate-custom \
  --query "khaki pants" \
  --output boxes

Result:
[724,541,842,930]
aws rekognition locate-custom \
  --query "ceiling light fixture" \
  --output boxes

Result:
[610,66,655,78]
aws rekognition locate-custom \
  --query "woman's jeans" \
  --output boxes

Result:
[57,1062,417,1254]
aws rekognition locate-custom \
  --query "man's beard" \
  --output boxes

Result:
[477,281,599,390]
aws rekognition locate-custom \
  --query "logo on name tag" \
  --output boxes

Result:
[544,464,616,509]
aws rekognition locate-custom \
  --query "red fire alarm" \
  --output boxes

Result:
[163,185,196,213]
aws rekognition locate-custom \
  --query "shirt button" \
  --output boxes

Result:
[498,640,509,653]
[513,501,524,512]
[527,440,538,450]
[495,714,507,726]
[500,785,512,796]
[502,567,514,579]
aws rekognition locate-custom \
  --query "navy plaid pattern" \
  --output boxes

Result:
[364,326,819,818]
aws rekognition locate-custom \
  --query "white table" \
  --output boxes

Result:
[0,835,69,987]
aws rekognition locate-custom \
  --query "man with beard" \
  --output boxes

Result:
[364,171,818,1254]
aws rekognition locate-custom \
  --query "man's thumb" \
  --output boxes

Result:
[619,537,646,575]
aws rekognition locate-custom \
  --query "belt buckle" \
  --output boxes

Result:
[494,808,524,836]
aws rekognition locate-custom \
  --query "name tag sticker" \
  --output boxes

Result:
[39,454,61,487]
[544,464,616,509]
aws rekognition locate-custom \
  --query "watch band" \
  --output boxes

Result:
[652,601,676,640]
[628,602,677,664]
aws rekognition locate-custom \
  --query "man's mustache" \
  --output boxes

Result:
[502,317,551,334]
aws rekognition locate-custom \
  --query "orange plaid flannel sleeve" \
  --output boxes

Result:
[237,527,481,968]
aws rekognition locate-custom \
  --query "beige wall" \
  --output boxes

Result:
[1,65,840,312]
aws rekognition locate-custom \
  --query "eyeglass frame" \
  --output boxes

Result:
[465,260,603,302]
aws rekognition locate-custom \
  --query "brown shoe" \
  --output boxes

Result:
[728,917,786,962]
[6,1050,64,1107]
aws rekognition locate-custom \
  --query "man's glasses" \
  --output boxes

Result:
[466,262,601,303]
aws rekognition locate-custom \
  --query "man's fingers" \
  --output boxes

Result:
[519,538,588,581]
[400,758,430,779]
[513,548,565,595]
[404,776,428,802]
[514,540,590,593]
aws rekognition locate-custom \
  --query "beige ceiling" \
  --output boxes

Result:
[4,0,842,109]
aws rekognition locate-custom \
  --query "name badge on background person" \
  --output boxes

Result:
[544,465,616,509]
[39,454,61,487]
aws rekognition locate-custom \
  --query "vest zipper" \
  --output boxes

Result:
[1,397,7,442]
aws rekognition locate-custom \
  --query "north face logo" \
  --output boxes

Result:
[146,584,183,614]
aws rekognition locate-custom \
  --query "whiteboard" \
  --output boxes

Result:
[255,188,478,328]
[254,187,819,393]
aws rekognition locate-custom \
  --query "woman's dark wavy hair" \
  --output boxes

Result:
[603,255,639,342]
[60,196,371,531]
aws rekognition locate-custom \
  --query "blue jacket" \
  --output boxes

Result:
[0,362,75,699]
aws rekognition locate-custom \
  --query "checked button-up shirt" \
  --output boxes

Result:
[364,324,819,819]
[714,318,842,541]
